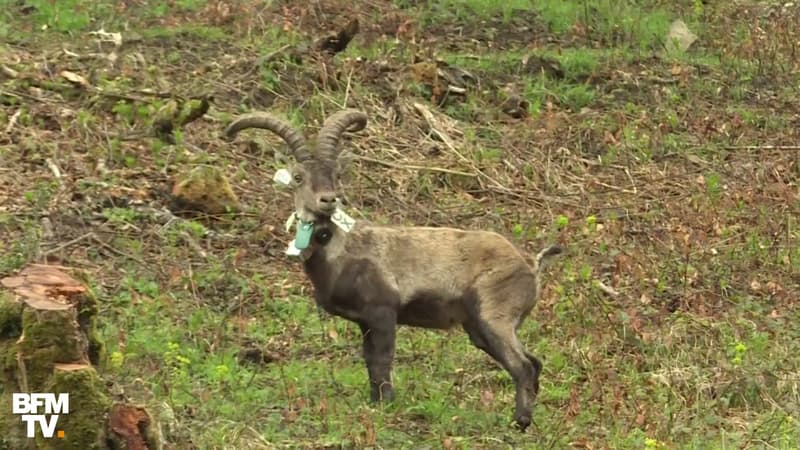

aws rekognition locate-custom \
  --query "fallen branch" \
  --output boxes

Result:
[1,64,20,78]
[412,102,517,196]
[179,230,209,259]
[723,145,800,151]
[351,155,476,177]
[4,109,21,134]
[593,179,637,195]
[90,234,147,266]
[45,157,63,179]
[594,280,620,297]
[42,232,94,256]
[412,102,469,164]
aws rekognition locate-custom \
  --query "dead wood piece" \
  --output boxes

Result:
[54,362,91,371]
[316,18,360,55]
[108,404,153,450]
[522,55,564,79]
[501,94,530,119]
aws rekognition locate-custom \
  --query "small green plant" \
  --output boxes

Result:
[175,0,207,12]
[163,342,192,395]
[474,147,503,163]
[555,215,569,229]
[101,207,141,225]
[585,215,598,233]
[644,437,667,449]
[23,181,57,210]
[24,0,93,33]
[730,341,747,366]
[121,274,160,298]
[112,101,136,125]
[109,351,124,369]
[512,223,524,238]
[704,172,723,202]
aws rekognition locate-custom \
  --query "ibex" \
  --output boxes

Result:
[224,109,562,431]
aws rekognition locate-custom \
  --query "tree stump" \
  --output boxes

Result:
[0,264,160,450]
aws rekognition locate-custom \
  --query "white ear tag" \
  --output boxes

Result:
[331,207,355,233]
[285,239,302,256]
[273,168,292,186]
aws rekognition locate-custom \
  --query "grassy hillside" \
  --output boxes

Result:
[1,0,798,448]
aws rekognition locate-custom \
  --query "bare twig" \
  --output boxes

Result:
[42,232,94,256]
[90,234,147,266]
[593,179,637,195]
[1,64,20,78]
[723,145,800,150]
[179,230,208,259]
[5,110,21,134]
[45,158,62,179]
[412,102,516,195]
[594,280,620,297]
[412,102,469,164]
[342,66,354,109]
[351,155,476,177]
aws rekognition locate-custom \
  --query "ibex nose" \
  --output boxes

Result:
[318,193,337,210]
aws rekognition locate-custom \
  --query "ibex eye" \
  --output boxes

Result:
[293,174,303,183]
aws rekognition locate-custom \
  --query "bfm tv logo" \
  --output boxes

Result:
[12,393,69,439]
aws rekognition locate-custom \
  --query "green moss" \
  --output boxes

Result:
[69,273,103,366]
[0,340,17,386]
[19,309,88,391]
[0,292,22,338]
[0,392,29,450]
[170,165,240,216]
[0,293,22,387]
[38,367,111,450]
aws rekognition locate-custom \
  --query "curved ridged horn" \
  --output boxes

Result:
[224,112,311,162]
[315,109,368,161]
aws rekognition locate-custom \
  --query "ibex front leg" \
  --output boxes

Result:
[359,309,397,402]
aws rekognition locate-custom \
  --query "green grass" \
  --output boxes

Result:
[0,0,213,35]
[402,0,680,53]
[139,24,230,42]
[398,0,533,25]
[539,0,675,50]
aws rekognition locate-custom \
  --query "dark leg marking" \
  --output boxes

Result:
[359,310,397,403]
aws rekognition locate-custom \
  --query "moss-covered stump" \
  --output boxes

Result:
[35,364,111,450]
[1,264,92,391]
[0,265,159,450]
[169,165,240,216]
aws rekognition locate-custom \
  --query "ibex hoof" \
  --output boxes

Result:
[369,386,395,403]
[515,414,531,432]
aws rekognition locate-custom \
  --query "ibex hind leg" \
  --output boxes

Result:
[464,318,537,431]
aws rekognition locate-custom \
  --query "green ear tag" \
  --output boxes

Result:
[294,220,314,250]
